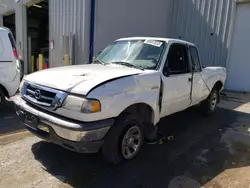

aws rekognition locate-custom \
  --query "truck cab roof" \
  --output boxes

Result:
[117,37,196,46]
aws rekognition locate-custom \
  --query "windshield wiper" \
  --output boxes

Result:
[111,61,144,70]
[93,59,106,65]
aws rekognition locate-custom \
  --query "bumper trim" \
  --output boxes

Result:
[26,125,103,153]
[40,119,110,142]
[15,96,114,143]
[15,95,114,131]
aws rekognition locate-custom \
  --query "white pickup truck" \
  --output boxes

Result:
[15,37,226,164]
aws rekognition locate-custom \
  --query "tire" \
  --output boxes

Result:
[0,88,6,109]
[102,114,144,164]
[199,87,219,115]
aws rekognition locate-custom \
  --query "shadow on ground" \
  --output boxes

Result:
[0,99,24,135]
[0,99,16,118]
[31,107,250,188]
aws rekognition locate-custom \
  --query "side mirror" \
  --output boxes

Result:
[163,66,170,76]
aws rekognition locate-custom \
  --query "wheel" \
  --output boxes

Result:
[0,88,6,109]
[102,114,144,164]
[199,88,219,115]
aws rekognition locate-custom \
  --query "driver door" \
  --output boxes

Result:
[160,43,192,118]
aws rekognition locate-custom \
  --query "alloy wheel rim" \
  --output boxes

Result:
[121,126,142,159]
[211,92,217,110]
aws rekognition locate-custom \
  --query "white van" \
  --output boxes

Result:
[0,27,20,109]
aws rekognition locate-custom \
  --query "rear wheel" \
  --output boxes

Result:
[199,88,219,115]
[0,88,6,109]
[102,114,144,164]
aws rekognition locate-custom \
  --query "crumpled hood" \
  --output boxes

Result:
[24,64,143,95]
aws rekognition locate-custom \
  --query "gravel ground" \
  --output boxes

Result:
[0,137,70,188]
[1,95,250,187]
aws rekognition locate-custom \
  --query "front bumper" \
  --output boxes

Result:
[14,96,114,153]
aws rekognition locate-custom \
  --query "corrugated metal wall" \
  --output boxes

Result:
[0,0,236,70]
[169,0,234,67]
[49,0,91,67]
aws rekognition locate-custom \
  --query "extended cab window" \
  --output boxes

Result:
[190,46,201,71]
[165,44,189,75]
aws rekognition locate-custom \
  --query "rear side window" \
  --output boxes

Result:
[190,46,201,71]
[8,33,16,49]
[8,33,18,58]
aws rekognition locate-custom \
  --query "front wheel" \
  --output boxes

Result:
[102,114,144,164]
[199,88,219,115]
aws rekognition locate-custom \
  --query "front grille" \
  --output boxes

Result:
[26,84,56,106]
[22,82,67,110]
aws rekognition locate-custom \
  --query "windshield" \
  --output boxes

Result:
[95,39,166,70]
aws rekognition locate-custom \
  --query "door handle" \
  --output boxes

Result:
[188,78,192,82]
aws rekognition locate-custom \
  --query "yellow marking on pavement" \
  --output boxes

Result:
[0,130,33,146]
[0,129,27,137]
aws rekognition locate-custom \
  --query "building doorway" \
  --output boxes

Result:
[226,3,250,92]
[3,12,16,39]
[26,0,48,72]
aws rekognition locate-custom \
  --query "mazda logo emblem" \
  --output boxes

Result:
[34,89,41,100]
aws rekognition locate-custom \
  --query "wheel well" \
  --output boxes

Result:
[121,103,154,125]
[118,103,157,141]
[213,81,223,103]
[214,81,223,91]
[0,84,9,98]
